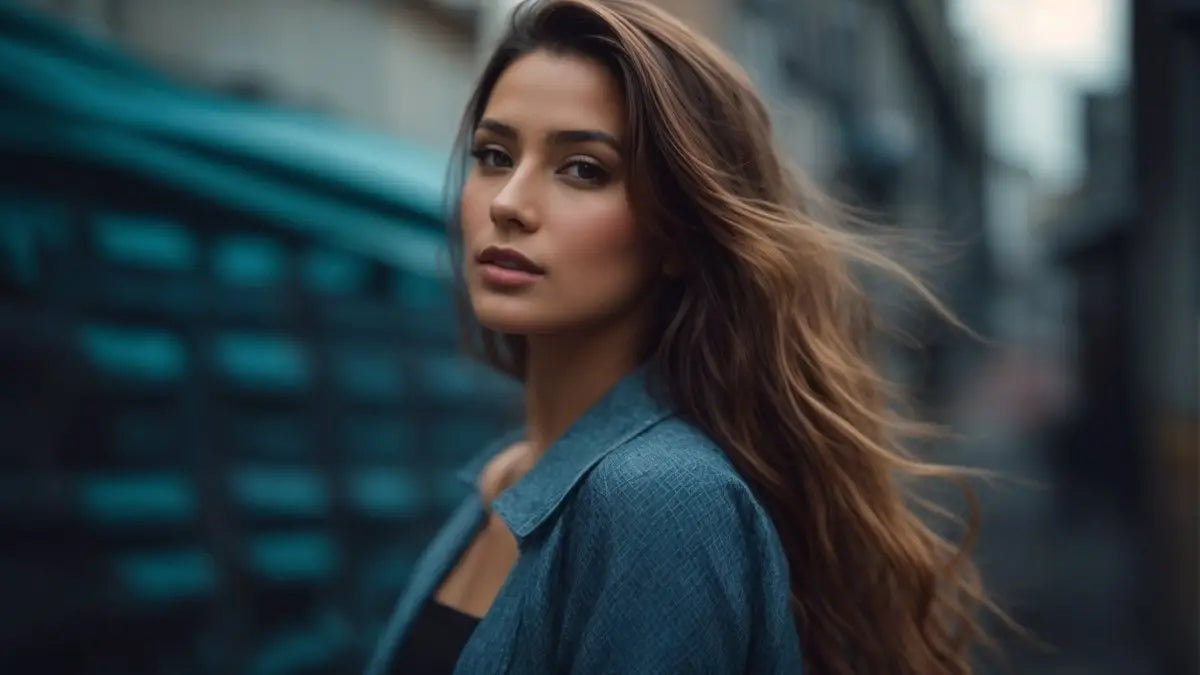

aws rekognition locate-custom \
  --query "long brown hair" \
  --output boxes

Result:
[446,1,1000,672]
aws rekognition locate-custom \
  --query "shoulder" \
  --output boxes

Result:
[570,416,771,544]
[586,416,745,496]
[556,416,794,639]
[549,423,804,672]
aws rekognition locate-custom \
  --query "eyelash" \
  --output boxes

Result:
[470,147,512,169]
[469,146,611,186]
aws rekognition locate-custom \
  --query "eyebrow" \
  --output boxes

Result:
[476,118,622,154]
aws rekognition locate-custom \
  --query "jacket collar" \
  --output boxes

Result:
[455,362,675,539]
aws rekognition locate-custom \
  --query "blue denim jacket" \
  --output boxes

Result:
[365,366,803,674]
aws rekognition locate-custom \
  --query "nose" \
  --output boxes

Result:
[488,167,540,233]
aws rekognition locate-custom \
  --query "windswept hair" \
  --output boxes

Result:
[446,1,1005,672]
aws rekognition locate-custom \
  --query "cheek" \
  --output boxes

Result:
[459,177,493,244]
[556,201,650,287]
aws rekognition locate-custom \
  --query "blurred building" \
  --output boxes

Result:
[0,3,522,673]
[3,0,999,673]
[730,0,991,407]
[19,0,481,149]
[1130,6,1199,671]
[1042,0,1198,672]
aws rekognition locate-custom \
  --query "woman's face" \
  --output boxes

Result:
[460,50,657,338]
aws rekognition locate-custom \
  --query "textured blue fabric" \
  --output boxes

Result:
[365,365,803,674]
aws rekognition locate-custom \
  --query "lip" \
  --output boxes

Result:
[476,245,545,289]
[477,246,544,274]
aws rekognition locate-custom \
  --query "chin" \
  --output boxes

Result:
[474,313,534,336]
[470,295,549,336]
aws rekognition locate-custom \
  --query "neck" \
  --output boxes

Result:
[521,317,646,457]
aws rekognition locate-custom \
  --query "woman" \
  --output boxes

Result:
[367,1,994,673]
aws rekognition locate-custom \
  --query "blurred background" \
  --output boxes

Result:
[0,0,1194,673]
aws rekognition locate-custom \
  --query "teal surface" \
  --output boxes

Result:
[0,1,449,277]
[0,5,523,674]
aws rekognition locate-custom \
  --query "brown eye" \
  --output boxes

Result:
[561,160,609,185]
[471,147,513,169]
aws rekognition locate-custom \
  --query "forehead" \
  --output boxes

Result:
[482,50,625,138]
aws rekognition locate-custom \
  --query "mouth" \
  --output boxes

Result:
[476,246,545,275]
[475,245,545,289]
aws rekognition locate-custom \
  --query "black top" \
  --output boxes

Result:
[390,598,481,674]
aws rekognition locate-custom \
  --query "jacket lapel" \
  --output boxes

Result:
[491,364,674,540]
